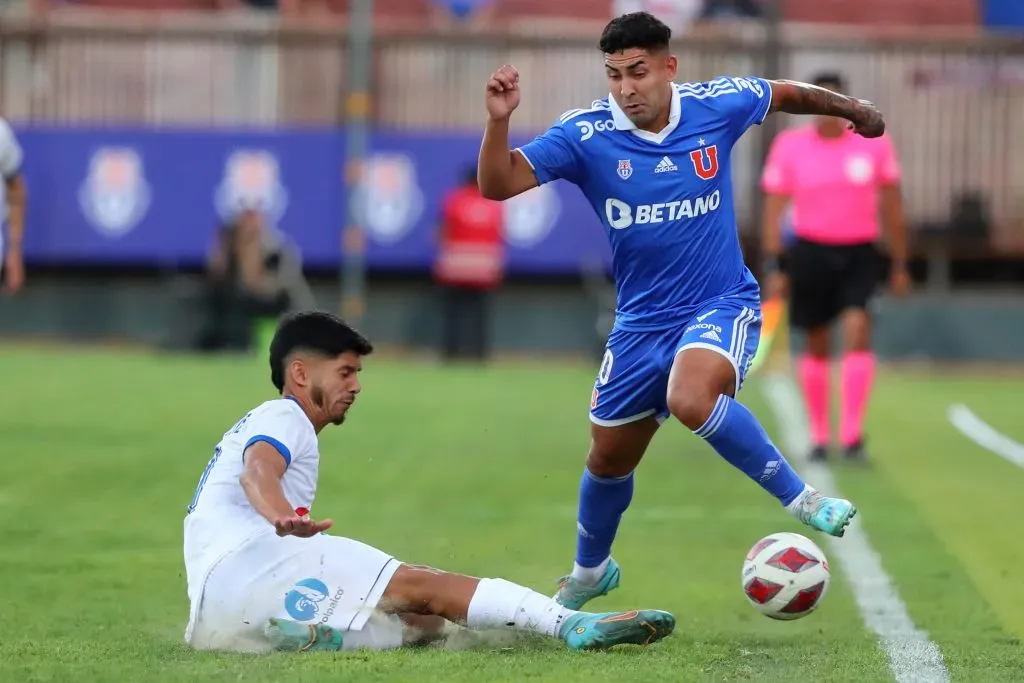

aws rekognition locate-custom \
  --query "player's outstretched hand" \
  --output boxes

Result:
[848,99,885,138]
[485,64,521,121]
[274,514,333,538]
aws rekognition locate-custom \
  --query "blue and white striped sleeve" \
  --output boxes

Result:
[683,76,773,140]
[725,76,773,134]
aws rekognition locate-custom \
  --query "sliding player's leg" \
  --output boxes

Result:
[375,563,675,651]
[265,609,447,652]
[667,300,856,538]
[247,529,674,653]
[189,532,415,653]
[267,561,675,652]
[397,613,448,646]
[554,328,666,610]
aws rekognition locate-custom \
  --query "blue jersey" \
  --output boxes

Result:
[517,77,772,332]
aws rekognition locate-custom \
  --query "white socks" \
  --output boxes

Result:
[784,484,815,516]
[571,556,610,586]
[466,578,575,637]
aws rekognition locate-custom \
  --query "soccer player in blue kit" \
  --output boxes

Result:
[478,12,886,610]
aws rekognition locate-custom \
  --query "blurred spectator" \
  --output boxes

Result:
[193,208,314,352]
[430,0,496,28]
[436,0,493,18]
[433,166,503,362]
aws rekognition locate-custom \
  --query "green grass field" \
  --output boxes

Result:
[1,347,1023,682]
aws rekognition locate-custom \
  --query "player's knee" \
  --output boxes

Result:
[668,355,736,430]
[385,564,450,615]
[586,422,653,477]
[666,387,717,431]
[585,447,636,478]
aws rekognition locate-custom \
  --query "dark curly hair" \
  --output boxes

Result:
[269,311,373,393]
[599,12,672,55]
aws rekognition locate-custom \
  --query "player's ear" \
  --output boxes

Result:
[664,54,678,82]
[289,358,310,389]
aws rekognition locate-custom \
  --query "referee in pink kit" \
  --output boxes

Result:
[760,71,910,462]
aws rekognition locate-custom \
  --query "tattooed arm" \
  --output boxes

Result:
[767,80,886,138]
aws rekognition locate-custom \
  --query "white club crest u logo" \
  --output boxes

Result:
[616,159,633,180]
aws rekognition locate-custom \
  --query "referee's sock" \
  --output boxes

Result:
[798,354,831,447]
[840,351,875,447]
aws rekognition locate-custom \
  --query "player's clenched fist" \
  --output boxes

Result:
[485,64,521,121]
[848,99,885,139]
[274,514,333,538]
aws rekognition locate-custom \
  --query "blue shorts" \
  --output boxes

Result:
[589,299,763,427]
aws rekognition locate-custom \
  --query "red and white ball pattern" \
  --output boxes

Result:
[741,532,831,620]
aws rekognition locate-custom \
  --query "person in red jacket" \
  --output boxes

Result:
[433,166,504,362]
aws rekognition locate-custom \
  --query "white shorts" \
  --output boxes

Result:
[186,532,404,653]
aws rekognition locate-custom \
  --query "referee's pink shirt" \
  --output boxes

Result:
[760,125,902,246]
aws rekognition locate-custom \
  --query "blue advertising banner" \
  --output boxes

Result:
[983,0,1024,32]
[15,126,613,274]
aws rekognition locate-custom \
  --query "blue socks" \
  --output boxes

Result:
[570,394,802,577]
[575,468,634,569]
[694,394,806,506]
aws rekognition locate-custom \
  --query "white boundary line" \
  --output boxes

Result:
[947,403,1024,469]
[761,373,950,683]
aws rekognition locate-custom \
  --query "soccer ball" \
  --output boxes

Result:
[741,532,831,620]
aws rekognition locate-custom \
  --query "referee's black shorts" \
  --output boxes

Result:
[786,238,882,330]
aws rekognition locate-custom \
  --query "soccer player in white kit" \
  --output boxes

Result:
[183,311,676,653]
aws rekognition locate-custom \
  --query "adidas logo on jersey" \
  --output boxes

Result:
[654,156,678,174]
[700,330,723,343]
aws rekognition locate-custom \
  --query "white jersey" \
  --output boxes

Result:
[183,397,319,603]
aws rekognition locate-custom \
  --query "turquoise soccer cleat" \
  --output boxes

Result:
[264,617,344,652]
[790,489,858,537]
[553,558,621,609]
[559,609,676,651]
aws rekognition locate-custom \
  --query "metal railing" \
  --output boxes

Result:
[1,13,1022,242]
